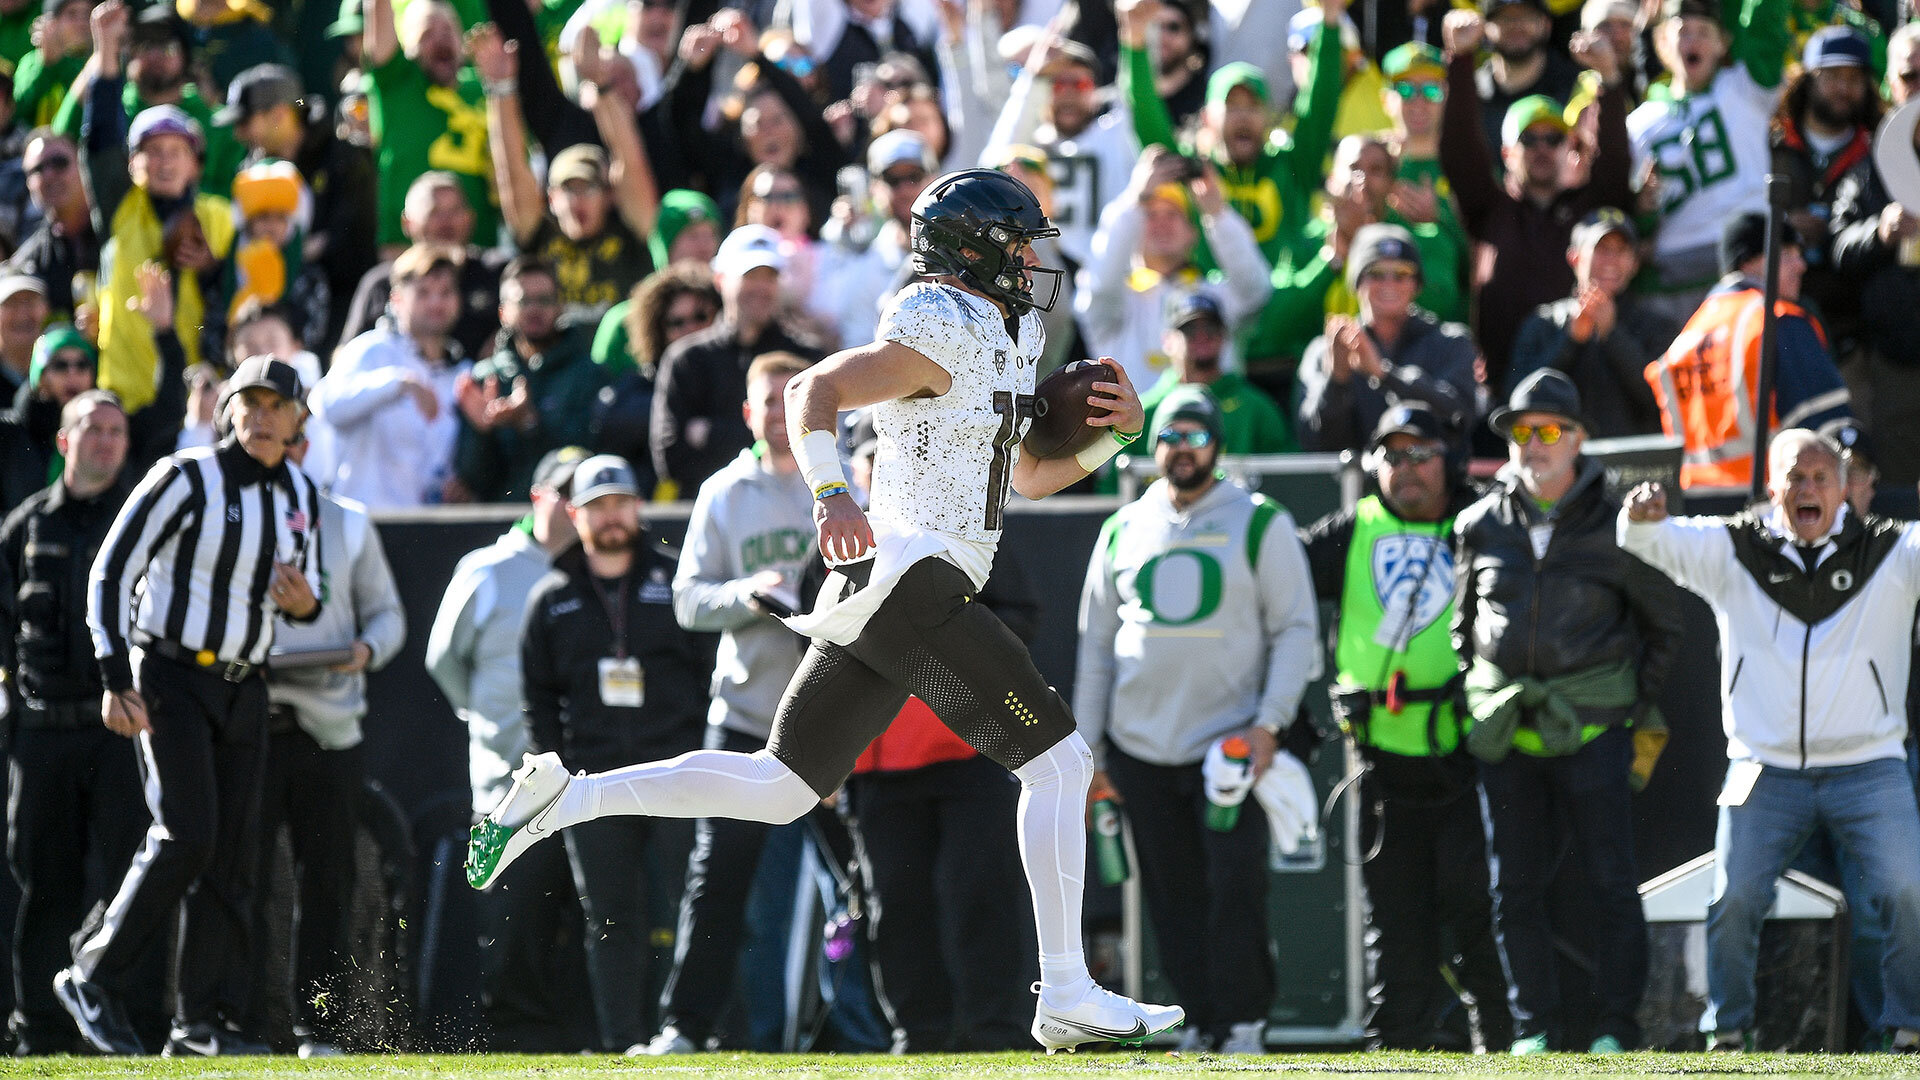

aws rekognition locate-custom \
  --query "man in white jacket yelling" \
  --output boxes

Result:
[1620,428,1920,1054]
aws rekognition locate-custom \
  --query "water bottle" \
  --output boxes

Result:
[1205,736,1253,832]
[1090,791,1130,886]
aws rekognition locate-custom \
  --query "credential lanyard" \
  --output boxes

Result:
[589,572,632,660]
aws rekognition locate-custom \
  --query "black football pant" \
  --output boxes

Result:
[564,811,694,1050]
[846,754,1036,1052]
[250,722,361,1041]
[74,653,269,1027]
[1105,745,1273,1040]
[477,834,597,1051]
[1359,750,1511,1050]
[7,721,151,1051]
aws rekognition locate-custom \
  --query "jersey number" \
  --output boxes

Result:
[1648,107,1737,213]
[425,84,490,177]
[986,392,1038,530]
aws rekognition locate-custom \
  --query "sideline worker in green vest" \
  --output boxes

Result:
[1300,403,1511,1053]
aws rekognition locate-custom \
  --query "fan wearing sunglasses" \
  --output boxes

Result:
[1453,367,1687,1054]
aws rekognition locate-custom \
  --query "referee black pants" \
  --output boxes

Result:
[1105,745,1274,1041]
[75,653,269,1026]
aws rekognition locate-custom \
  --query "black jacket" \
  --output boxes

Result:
[5,215,98,321]
[1505,294,1676,439]
[1450,457,1685,719]
[648,317,822,494]
[521,538,713,773]
[0,474,133,716]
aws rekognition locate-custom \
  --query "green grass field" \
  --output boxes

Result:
[5,1052,1919,1079]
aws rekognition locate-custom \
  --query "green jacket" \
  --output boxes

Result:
[455,324,607,501]
[12,49,86,129]
[1140,370,1296,453]
[592,299,637,378]
[1463,654,1664,760]
[0,7,34,69]
[1124,23,1344,266]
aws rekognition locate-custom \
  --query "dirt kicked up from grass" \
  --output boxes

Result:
[5,1051,1919,1080]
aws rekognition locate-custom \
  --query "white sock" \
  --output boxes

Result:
[1012,731,1095,1003]
[549,747,819,830]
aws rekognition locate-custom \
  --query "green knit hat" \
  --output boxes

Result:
[1205,62,1271,109]
[29,323,96,389]
[1149,383,1225,449]
[649,189,723,269]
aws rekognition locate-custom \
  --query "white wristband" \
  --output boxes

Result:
[1074,428,1138,474]
[796,429,849,499]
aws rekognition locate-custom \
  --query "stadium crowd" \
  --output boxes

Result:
[0,0,1918,1059]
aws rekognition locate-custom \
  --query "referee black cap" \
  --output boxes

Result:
[229,355,305,404]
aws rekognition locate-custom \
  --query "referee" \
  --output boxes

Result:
[58,356,324,1057]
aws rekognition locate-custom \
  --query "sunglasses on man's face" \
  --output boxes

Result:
[42,357,92,375]
[1392,81,1443,102]
[880,168,927,187]
[1517,129,1567,150]
[1050,74,1096,94]
[665,309,715,331]
[762,188,806,204]
[1361,266,1418,284]
[27,154,73,177]
[1380,444,1442,467]
[1156,429,1214,449]
[1508,422,1565,446]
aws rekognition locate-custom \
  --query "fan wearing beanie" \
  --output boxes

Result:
[228,158,310,321]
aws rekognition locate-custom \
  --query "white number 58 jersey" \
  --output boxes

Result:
[867,282,1048,551]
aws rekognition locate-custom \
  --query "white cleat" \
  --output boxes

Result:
[465,752,573,890]
[1030,980,1184,1054]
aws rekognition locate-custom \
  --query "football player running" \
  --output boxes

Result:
[466,169,1183,1053]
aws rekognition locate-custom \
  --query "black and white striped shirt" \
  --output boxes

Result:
[89,440,325,691]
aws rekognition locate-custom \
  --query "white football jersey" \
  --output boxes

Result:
[1629,64,1782,268]
[868,281,1047,577]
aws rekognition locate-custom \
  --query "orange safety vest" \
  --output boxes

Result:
[1643,288,1826,491]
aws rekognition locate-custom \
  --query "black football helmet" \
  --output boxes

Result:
[910,169,1064,313]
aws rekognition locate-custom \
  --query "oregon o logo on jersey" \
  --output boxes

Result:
[1136,548,1224,626]
[1369,534,1452,648]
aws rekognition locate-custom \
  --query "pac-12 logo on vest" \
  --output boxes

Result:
[1370,534,1453,649]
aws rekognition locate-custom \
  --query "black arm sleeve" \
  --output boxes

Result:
[127,329,189,476]
[485,0,597,153]
[1300,508,1356,605]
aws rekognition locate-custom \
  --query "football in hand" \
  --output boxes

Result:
[1023,359,1119,460]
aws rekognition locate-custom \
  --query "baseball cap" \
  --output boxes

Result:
[1348,223,1423,290]
[711,223,787,278]
[1501,95,1570,147]
[571,454,641,505]
[1149,384,1225,448]
[533,445,592,494]
[1036,38,1100,77]
[128,104,204,155]
[1370,402,1450,450]
[1720,210,1801,275]
[132,4,188,47]
[549,144,610,189]
[1570,207,1639,250]
[1660,0,1719,21]
[1288,7,1361,53]
[0,273,48,305]
[867,128,936,177]
[326,0,363,38]
[1802,25,1872,71]
[1818,417,1876,471]
[228,354,305,404]
[1205,61,1270,107]
[391,243,464,284]
[1168,290,1226,331]
[216,64,305,127]
[1581,0,1637,27]
[1381,42,1446,82]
